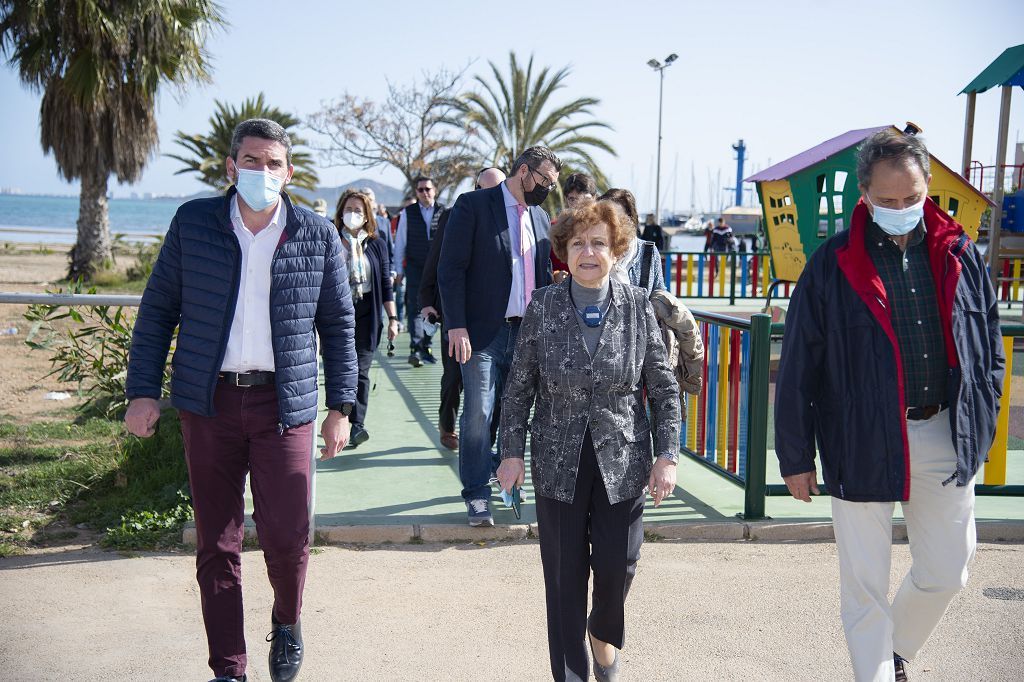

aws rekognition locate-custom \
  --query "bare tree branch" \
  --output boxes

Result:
[307,65,479,200]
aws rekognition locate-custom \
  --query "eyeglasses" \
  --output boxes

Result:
[416,186,434,194]
[528,166,557,191]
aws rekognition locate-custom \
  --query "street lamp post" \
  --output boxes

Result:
[647,53,677,224]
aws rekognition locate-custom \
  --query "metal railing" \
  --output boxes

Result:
[0,291,321,543]
[679,311,770,518]
[660,251,789,304]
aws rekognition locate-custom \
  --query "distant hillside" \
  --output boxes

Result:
[182,178,406,209]
[291,179,406,209]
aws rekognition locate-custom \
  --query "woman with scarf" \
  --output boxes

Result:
[334,189,398,449]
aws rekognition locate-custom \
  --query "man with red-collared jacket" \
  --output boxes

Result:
[775,129,1003,682]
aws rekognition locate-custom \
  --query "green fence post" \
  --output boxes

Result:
[743,313,771,519]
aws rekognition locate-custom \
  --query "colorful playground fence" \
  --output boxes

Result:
[661,251,790,304]
[687,312,1023,520]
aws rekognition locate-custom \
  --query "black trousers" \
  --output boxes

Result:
[439,329,462,434]
[352,294,377,428]
[535,429,645,682]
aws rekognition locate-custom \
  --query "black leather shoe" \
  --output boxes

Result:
[407,351,422,367]
[420,348,437,364]
[894,652,909,681]
[344,425,369,450]
[267,616,303,682]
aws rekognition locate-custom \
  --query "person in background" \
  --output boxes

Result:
[598,188,666,295]
[775,129,1004,681]
[497,199,680,681]
[419,167,507,451]
[641,212,665,251]
[125,118,357,682]
[702,219,714,252]
[394,177,445,367]
[552,173,597,284]
[709,217,734,252]
[334,189,398,449]
[312,198,328,218]
[358,186,394,265]
[438,146,558,527]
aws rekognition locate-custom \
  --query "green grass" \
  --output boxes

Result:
[0,412,191,553]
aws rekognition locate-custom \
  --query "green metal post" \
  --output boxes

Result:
[743,313,771,519]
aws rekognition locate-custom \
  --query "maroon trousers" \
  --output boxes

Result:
[179,382,314,678]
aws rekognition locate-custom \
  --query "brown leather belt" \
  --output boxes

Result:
[218,371,275,387]
[906,403,947,421]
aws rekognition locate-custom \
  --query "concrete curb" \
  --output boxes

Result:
[183,519,1024,546]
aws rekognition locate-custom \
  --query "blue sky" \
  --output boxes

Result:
[1,0,1022,213]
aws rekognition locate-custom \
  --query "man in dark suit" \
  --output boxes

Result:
[394,175,445,367]
[420,167,507,451]
[438,146,559,526]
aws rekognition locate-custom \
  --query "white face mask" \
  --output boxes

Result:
[342,211,366,230]
[867,196,925,236]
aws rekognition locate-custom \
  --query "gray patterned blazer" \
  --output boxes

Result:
[499,278,681,505]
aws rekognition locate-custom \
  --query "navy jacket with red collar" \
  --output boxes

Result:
[775,198,1004,502]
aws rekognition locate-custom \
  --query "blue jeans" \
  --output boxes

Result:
[404,276,432,352]
[458,320,520,501]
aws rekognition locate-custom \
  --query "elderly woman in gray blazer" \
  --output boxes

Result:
[496,199,681,682]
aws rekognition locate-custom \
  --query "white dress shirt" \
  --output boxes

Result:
[393,202,436,276]
[501,182,536,318]
[220,195,285,372]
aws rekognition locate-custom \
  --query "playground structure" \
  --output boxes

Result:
[744,124,992,283]
[960,43,1024,293]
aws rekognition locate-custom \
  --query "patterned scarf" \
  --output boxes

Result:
[342,229,368,302]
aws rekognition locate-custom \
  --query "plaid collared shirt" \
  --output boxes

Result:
[867,220,948,408]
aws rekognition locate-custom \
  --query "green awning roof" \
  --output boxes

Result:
[960,44,1024,94]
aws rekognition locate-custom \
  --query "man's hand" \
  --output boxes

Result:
[387,319,399,341]
[394,273,404,287]
[496,457,525,493]
[420,305,438,320]
[783,470,820,502]
[649,457,677,507]
[448,327,472,364]
[124,398,160,438]
[319,410,351,461]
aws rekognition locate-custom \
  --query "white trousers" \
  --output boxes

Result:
[831,410,977,682]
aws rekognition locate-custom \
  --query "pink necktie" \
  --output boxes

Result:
[517,204,535,308]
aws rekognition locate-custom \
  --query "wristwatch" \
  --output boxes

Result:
[388,315,398,321]
[330,402,355,416]
[657,452,679,464]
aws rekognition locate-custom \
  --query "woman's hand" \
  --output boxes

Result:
[496,457,525,493]
[387,319,399,341]
[649,457,677,507]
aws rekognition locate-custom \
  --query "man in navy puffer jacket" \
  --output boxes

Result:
[125,119,356,682]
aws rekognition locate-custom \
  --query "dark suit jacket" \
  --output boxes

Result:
[499,278,681,504]
[437,184,553,350]
[417,208,449,315]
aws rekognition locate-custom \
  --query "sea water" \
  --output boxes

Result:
[0,194,185,244]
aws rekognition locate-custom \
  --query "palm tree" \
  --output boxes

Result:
[456,52,616,206]
[0,0,224,280]
[168,93,319,205]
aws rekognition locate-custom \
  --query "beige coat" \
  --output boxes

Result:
[648,290,704,396]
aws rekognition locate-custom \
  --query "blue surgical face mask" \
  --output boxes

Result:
[867,196,925,236]
[234,167,284,211]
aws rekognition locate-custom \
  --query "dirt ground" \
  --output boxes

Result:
[0,249,88,421]
[0,541,1021,681]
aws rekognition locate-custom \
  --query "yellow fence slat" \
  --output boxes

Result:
[984,335,1013,485]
